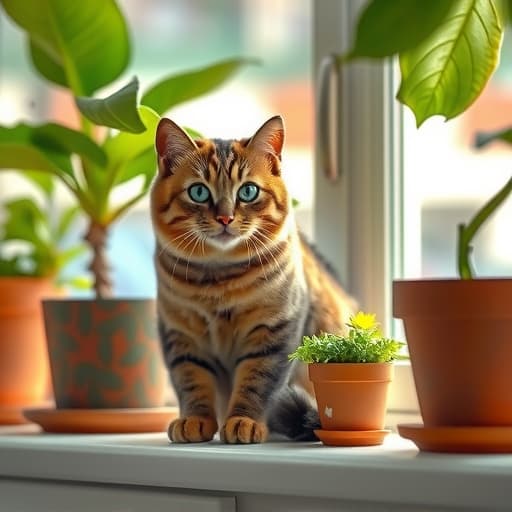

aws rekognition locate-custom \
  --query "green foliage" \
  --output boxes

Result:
[0,175,89,285]
[347,0,454,59]
[349,0,503,127]
[75,77,146,134]
[1,0,130,96]
[0,0,253,294]
[289,312,404,364]
[398,0,502,127]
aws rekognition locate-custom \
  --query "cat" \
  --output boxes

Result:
[150,115,356,443]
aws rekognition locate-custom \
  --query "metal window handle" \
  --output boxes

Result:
[317,54,340,182]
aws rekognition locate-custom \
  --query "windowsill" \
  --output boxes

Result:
[1,426,512,510]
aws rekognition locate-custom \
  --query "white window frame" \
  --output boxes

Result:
[313,0,419,420]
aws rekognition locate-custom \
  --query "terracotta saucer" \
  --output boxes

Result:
[23,406,178,434]
[398,423,512,453]
[314,428,390,447]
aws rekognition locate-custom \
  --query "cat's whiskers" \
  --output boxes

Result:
[158,239,173,257]
[164,229,198,261]
[246,237,268,281]
[257,227,290,261]
[244,239,252,268]
[200,233,207,257]
[252,231,286,279]
[185,233,204,281]
[170,230,200,277]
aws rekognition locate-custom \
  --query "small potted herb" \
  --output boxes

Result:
[289,312,403,446]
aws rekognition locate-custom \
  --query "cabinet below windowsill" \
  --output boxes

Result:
[0,426,511,512]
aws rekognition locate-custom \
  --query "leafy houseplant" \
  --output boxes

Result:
[0,174,86,423]
[289,312,403,446]
[0,0,251,419]
[347,0,512,449]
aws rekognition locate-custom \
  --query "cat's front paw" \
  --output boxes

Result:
[221,416,268,444]
[168,416,218,443]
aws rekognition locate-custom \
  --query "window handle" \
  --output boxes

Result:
[317,54,340,182]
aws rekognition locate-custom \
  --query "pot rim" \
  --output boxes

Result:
[42,297,155,305]
[393,278,512,317]
[393,277,512,284]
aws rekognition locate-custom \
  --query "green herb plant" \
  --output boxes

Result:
[0,0,252,296]
[0,173,88,288]
[289,312,404,364]
[346,0,512,279]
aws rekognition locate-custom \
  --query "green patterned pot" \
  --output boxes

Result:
[42,299,168,409]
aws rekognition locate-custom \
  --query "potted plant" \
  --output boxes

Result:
[0,0,251,432]
[346,1,512,452]
[289,312,403,446]
[0,174,87,424]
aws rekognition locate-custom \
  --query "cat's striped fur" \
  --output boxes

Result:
[151,116,356,443]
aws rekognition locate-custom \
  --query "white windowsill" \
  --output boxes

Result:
[1,426,511,511]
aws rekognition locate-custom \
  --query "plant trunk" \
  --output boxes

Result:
[85,220,112,298]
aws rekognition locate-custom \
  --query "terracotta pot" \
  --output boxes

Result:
[43,298,168,409]
[393,279,512,427]
[308,362,393,430]
[0,277,57,411]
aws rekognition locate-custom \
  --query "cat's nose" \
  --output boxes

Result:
[216,214,234,226]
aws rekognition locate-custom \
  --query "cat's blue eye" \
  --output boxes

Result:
[188,183,211,203]
[238,183,259,203]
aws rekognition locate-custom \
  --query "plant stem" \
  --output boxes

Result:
[84,220,112,298]
[457,177,512,279]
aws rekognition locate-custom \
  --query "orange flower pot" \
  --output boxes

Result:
[394,279,512,427]
[0,277,57,415]
[308,362,393,431]
[43,298,168,409]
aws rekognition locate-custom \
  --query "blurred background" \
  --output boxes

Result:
[1,0,512,299]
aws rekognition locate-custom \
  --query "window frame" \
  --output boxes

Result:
[313,0,418,420]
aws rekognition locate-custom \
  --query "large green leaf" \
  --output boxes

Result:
[76,77,146,133]
[32,123,107,167]
[398,0,503,127]
[347,0,454,59]
[0,123,105,180]
[0,142,66,176]
[475,125,512,147]
[0,0,130,95]
[141,58,257,114]
[115,147,156,189]
[0,124,73,174]
[102,105,159,186]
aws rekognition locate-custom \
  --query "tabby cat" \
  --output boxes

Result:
[151,116,356,443]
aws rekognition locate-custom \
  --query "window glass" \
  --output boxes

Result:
[402,32,512,280]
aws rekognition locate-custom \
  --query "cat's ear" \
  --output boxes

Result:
[155,118,197,177]
[247,115,284,161]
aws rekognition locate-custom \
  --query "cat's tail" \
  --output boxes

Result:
[267,386,320,441]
